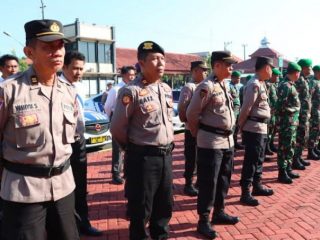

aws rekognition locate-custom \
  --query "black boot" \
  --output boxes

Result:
[300,157,311,166]
[240,186,259,206]
[265,140,274,156]
[307,148,320,160]
[278,169,293,184]
[287,165,300,179]
[252,182,274,196]
[292,156,306,170]
[184,179,198,196]
[211,209,239,225]
[269,140,278,153]
[197,216,218,239]
[313,147,320,156]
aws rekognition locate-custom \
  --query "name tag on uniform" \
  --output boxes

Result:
[13,102,40,113]
[15,113,39,127]
[62,103,74,112]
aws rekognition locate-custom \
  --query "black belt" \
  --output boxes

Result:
[248,116,269,124]
[3,159,71,178]
[199,123,233,136]
[127,142,174,156]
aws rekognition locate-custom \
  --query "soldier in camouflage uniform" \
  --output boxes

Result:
[229,71,244,149]
[307,65,320,159]
[265,68,281,155]
[277,62,301,184]
[293,59,313,169]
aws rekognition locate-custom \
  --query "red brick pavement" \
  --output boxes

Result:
[83,133,320,240]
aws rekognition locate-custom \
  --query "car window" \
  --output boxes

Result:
[172,90,180,102]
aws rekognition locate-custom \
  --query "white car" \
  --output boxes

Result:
[84,110,112,148]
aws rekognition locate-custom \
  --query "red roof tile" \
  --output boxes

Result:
[116,48,203,74]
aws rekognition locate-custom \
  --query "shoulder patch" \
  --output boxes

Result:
[253,85,259,93]
[200,89,208,98]
[122,94,132,105]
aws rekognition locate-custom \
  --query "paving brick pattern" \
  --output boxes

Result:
[83,133,320,240]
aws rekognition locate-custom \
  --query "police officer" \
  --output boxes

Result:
[265,68,281,155]
[0,54,19,82]
[110,41,174,240]
[187,51,240,239]
[178,60,208,197]
[60,51,102,236]
[293,59,314,167]
[308,65,320,158]
[0,19,79,240]
[229,70,244,150]
[276,62,301,184]
[238,56,274,207]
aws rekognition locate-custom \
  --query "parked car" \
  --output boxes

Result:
[84,109,112,148]
[84,93,104,113]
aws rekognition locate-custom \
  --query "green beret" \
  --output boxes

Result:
[272,68,281,76]
[231,71,241,77]
[246,75,253,81]
[297,58,312,67]
[287,62,302,73]
[312,65,320,72]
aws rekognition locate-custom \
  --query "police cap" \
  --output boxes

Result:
[137,41,165,60]
[191,61,209,71]
[211,51,238,64]
[255,56,274,71]
[24,19,68,42]
[297,58,312,67]
[231,71,241,77]
[287,62,302,74]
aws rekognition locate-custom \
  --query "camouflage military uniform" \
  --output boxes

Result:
[266,81,278,147]
[294,75,311,159]
[276,77,300,169]
[308,76,320,148]
[229,81,243,147]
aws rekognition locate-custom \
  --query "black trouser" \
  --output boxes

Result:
[183,129,197,183]
[197,147,234,218]
[2,192,79,240]
[111,137,123,177]
[240,131,267,188]
[70,135,90,228]
[126,149,173,240]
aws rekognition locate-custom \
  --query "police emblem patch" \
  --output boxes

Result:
[143,42,153,50]
[50,22,60,32]
[122,95,132,105]
[18,114,39,127]
[145,103,154,112]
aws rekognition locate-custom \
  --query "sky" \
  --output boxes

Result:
[1,0,320,64]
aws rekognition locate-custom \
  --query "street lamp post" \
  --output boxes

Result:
[40,0,46,19]
[3,31,24,47]
[224,41,232,51]
[242,44,248,60]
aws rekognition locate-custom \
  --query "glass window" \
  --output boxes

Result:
[97,43,112,63]
[78,41,88,61]
[88,42,96,63]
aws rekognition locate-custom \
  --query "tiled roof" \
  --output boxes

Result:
[116,48,203,74]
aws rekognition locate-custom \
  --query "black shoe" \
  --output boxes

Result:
[184,184,198,196]
[313,147,320,156]
[211,211,239,225]
[292,158,306,170]
[240,193,259,206]
[252,185,274,196]
[287,170,299,179]
[278,169,293,184]
[307,148,320,160]
[265,147,274,156]
[300,158,311,166]
[235,143,244,150]
[80,225,103,237]
[111,175,124,185]
[197,221,218,239]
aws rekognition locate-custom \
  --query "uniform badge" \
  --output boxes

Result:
[122,94,132,105]
[200,89,208,98]
[143,42,153,50]
[253,85,259,93]
[18,113,39,127]
[139,89,148,96]
[50,22,60,32]
[145,103,154,112]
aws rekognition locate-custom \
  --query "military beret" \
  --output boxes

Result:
[297,58,312,67]
[312,65,320,72]
[231,71,241,77]
[246,74,253,81]
[137,41,165,60]
[255,56,274,70]
[272,68,281,76]
[211,51,238,64]
[287,62,302,73]
[191,61,209,70]
[24,19,68,42]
